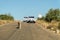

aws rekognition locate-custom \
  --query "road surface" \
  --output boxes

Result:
[0,22,60,40]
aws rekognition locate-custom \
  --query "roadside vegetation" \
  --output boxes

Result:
[0,13,14,20]
[37,8,60,34]
[0,13,14,25]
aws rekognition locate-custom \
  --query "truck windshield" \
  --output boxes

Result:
[29,16,34,18]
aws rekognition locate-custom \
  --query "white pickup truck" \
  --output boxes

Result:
[23,16,36,23]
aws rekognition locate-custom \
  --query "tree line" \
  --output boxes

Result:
[38,8,60,22]
[0,14,14,20]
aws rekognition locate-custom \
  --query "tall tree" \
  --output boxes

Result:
[45,8,60,22]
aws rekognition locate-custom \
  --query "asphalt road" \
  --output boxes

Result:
[0,22,60,40]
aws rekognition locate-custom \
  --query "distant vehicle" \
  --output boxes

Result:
[23,16,36,23]
[27,16,36,23]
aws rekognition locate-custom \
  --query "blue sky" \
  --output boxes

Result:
[0,0,60,20]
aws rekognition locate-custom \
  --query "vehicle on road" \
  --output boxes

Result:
[23,16,36,23]
[27,16,36,23]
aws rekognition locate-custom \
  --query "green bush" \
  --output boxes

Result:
[0,14,14,20]
[45,8,60,22]
[37,16,45,20]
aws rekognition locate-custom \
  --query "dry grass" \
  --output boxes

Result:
[37,20,49,28]
[49,21,59,28]
[37,20,60,34]
[0,20,15,25]
[37,20,59,29]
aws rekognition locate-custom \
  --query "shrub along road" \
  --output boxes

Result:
[0,22,60,40]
